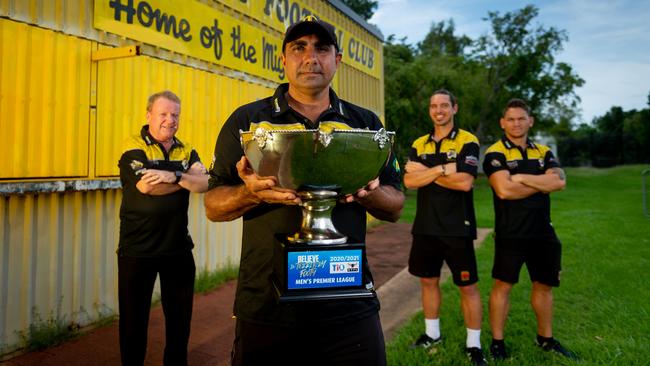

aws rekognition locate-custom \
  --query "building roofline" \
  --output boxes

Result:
[327,0,384,40]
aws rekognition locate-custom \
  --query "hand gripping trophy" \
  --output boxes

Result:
[240,127,395,301]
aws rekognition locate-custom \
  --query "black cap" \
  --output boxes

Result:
[282,15,340,53]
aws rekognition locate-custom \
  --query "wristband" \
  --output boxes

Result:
[174,170,183,184]
[440,164,446,176]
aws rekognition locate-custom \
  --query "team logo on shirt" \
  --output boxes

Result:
[491,159,501,167]
[465,155,478,166]
[392,158,401,174]
[507,160,518,169]
[538,158,545,169]
[446,150,457,160]
[130,160,146,175]
[182,160,189,170]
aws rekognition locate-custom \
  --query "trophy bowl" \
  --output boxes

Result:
[241,127,394,245]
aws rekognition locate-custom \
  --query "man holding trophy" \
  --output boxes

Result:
[205,15,404,366]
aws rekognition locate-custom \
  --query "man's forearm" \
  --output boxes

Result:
[204,184,260,222]
[179,172,209,193]
[514,172,566,193]
[489,172,541,200]
[136,180,182,195]
[434,172,474,192]
[357,185,405,222]
[404,166,443,189]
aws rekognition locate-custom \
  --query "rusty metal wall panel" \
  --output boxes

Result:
[0,190,119,352]
[0,18,91,179]
[0,190,241,353]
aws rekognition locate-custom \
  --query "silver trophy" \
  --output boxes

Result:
[240,127,394,244]
[240,126,395,301]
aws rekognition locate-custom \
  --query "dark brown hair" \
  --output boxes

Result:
[503,98,531,116]
[432,89,457,107]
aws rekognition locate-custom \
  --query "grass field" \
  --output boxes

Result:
[389,165,650,365]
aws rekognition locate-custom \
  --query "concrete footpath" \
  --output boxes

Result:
[2,223,490,366]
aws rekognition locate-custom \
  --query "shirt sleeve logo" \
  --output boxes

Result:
[446,150,458,160]
[392,158,401,174]
[465,155,478,166]
[490,159,502,167]
[130,160,146,175]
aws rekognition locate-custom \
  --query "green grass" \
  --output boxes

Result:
[194,262,239,294]
[389,165,650,365]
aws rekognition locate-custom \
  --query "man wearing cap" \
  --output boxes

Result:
[204,15,404,365]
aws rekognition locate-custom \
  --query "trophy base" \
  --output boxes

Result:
[273,237,375,303]
[272,284,375,303]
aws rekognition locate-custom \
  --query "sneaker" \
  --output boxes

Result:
[410,333,442,349]
[466,347,488,366]
[489,341,508,360]
[537,338,579,361]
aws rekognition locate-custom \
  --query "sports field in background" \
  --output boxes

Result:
[390,165,650,365]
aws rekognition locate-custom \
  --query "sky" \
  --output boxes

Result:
[369,0,650,123]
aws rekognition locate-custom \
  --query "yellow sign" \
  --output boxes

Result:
[219,0,380,77]
[93,0,380,82]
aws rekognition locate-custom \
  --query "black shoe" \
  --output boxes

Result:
[489,341,508,360]
[410,333,442,349]
[466,347,488,366]
[537,338,579,361]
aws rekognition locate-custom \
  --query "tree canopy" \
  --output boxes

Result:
[340,0,377,21]
[383,5,591,163]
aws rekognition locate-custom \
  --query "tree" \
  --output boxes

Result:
[470,5,584,141]
[384,21,485,162]
[383,6,585,164]
[340,0,377,21]
[418,20,471,57]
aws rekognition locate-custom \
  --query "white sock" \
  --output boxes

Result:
[425,318,440,339]
[466,328,481,348]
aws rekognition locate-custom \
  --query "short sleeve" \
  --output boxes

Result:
[207,112,245,190]
[118,148,149,189]
[482,151,508,177]
[457,141,479,177]
[544,149,560,171]
[188,149,202,169]
[379,152,402,191]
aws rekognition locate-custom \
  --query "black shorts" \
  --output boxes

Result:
[408,234,479,286]
[492,236,562,287]
[231,313,386,366]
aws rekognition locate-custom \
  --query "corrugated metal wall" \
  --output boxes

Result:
[0,19,91,179]
[0,191,241,351]
[0,0,383,354]
[94,50,273,176]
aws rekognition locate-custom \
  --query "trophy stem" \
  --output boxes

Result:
[287,190,347,245]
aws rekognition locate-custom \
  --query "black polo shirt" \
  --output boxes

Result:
[208,83,402,326]
[118,125,201,257]
[409,126,479,239]
[483,136,560,239]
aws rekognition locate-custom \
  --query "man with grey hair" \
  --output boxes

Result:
[117,90,208,365]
